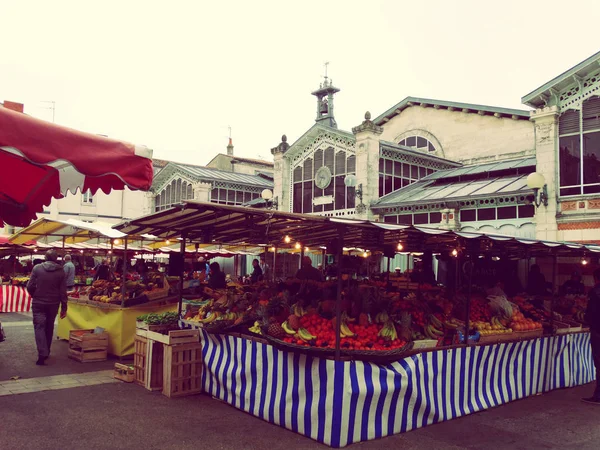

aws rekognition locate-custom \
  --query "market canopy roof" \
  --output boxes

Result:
[115,201,600,258]
[9,218,126,245]
[0,106,153,227]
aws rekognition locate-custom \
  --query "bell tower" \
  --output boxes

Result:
[311,62,340,129]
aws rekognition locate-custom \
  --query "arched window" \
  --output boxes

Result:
[398,136,436,153]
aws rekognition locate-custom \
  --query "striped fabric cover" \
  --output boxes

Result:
[0,285,32,312]
[195,329,594,448]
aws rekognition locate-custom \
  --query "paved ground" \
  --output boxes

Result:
[2,312,600,450]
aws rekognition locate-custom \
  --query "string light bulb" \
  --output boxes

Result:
[397,243,403,251]
[284,235,291,244]
[270,247,276,252]
[295,242,301,250]
[165,239,171,245]
[114,239,121,245]
[451,249,458,257]
[363,252,368,258]
[305,247,309,252]
[582,258,589,266]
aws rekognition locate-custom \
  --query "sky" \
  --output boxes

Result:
[1,0,600,166]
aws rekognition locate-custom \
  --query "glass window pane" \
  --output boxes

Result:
[347,155,356,173]
[497,206,517,220]
[379,158,385,173]
[429,212,441,223]
[304,158,313,181]
[211,189,219,200]
[379,175,384,197]
[303,181,313,213]
[314,149,323,173]
[399,139,406,146]
[428,142,435,152]
[559,135,581,187]
[477,208,496,221]
[419,167,427,178]
[347,186,355,209]
[460,209,476,222]
[406,136,416,147]
[414,213,428,224]
[324,147,334,171]
[403,164,411,178]
[385,175,393,195]
[335,151,346,175]
[394,161,401,176]
[583,131,600,184]
[398,215,412,225]
[293,166,302,182]
[417,137,427,148]
[243,192,251,203]
[293,183,302,213]
[384,215,398,224]
[560,186,581,196]
[411,165,419,179]
[583,184,600,194]
[227,190,235,202]
[385,159,393,175]
[334,176,345,210]
[394,177,402,190]
[219,189,226,201]
[518,204,535,218]
[236,191,244,204]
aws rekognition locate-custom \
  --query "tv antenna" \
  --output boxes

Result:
[40,100,56,123]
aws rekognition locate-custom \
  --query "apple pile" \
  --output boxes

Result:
[509,309,542,331]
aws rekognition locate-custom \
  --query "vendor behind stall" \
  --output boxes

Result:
[208,262,227,289]
[93,259,113,281]
[250,259,263,284]
[560,271,585,296]
[526,264,549,296]
[296,256,323,282]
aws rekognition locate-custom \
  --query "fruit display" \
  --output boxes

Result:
[79,272,170,306]
[508,308,543,331]
[472,317,512,336]
[12,276,29,286]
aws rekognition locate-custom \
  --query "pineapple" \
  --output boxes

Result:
[267,323,286,339]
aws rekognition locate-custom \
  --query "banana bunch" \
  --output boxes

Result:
[403,293,417,301]
[339,320,355,338]
[429,314,443,329]
[249,321,262,334]
[292,303,307,317]
[424,323,444,339]
[378,320,398,341]
[282,321,297,336]
[375,311,390,324]
[199,311,222,324]
[297,327,316,342]
[220,311,240,321]
[491,316,505,329]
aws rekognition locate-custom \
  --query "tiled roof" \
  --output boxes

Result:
[170,162,273,188]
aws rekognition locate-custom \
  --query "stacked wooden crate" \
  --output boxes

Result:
[134,325,203,397]
[68,329,109,362]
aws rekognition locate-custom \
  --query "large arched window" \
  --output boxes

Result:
[398,136,436,153]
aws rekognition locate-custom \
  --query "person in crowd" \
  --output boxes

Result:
[250,259,263,284]
[63,254,75,291]
[582,268,600,404]
[295,256,324,282]
[26,249,68,365]
[208,262,227,289]
[93,259,113,281]
[560,271,586,296]
[526,264,548,296]
[260,257,271,282]
[135,258,148,283]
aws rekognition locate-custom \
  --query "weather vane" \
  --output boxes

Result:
[324,61,329,82]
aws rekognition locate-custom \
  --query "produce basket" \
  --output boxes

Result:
[341,341,413,362]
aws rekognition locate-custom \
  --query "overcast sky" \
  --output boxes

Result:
[1,1,599,166]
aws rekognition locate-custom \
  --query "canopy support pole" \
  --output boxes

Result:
[550,251,557,335]
[273,247,277,283]
[335,227,345,361]
[121,238,128,303]
[178,233,187,318]
[465,253,474,346]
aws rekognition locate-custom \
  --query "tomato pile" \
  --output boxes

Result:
[469,297,491,322]
[281,313,407,350]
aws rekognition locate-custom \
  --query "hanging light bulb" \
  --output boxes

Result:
[33,248,38,253]
[582,258,589,266]
[305,247,309,252]
[397,242,403,251]
[165,239,171,245]
[284,235,291,244]
[451,249,458,257]
[363,251,368,258]
[80,250,84,254]
[295,242,301,250]
[270,247,276,252]
[114,239,121,245]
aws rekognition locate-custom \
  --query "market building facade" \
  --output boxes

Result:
[271,50,600,246]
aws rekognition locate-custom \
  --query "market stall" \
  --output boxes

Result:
[116,201,600,447]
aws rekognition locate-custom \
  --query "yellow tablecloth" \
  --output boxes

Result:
[57,297,178,357]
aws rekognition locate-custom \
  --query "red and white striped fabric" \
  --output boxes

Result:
[0,285,32,312]
[0,106,153,227]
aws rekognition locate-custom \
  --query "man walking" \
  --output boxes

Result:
[26,249,68,365]
[63,254,75,291]
[583,268,600,404]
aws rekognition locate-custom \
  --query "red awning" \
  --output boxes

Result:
[0,106,153,227]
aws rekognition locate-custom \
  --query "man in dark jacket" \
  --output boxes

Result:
[295,256,323,282]
[583,268,600,404]
[27,249,68,365]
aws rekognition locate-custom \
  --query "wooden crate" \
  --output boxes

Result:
[133,335,164,391]
[162,342,203,398]
[136,328,199,345]
[479,332,516,344]
[113,363,135,383]
[68,329,108,363]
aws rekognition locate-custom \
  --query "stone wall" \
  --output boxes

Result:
[379,105,535,163]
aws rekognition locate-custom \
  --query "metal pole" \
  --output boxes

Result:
[300,246,305,271]
[550,252,557,335]
[465,255,473,346]
[178,234,187,318]
[335,229,344,361]
[121,238,128,304]
[273,247,277,283]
